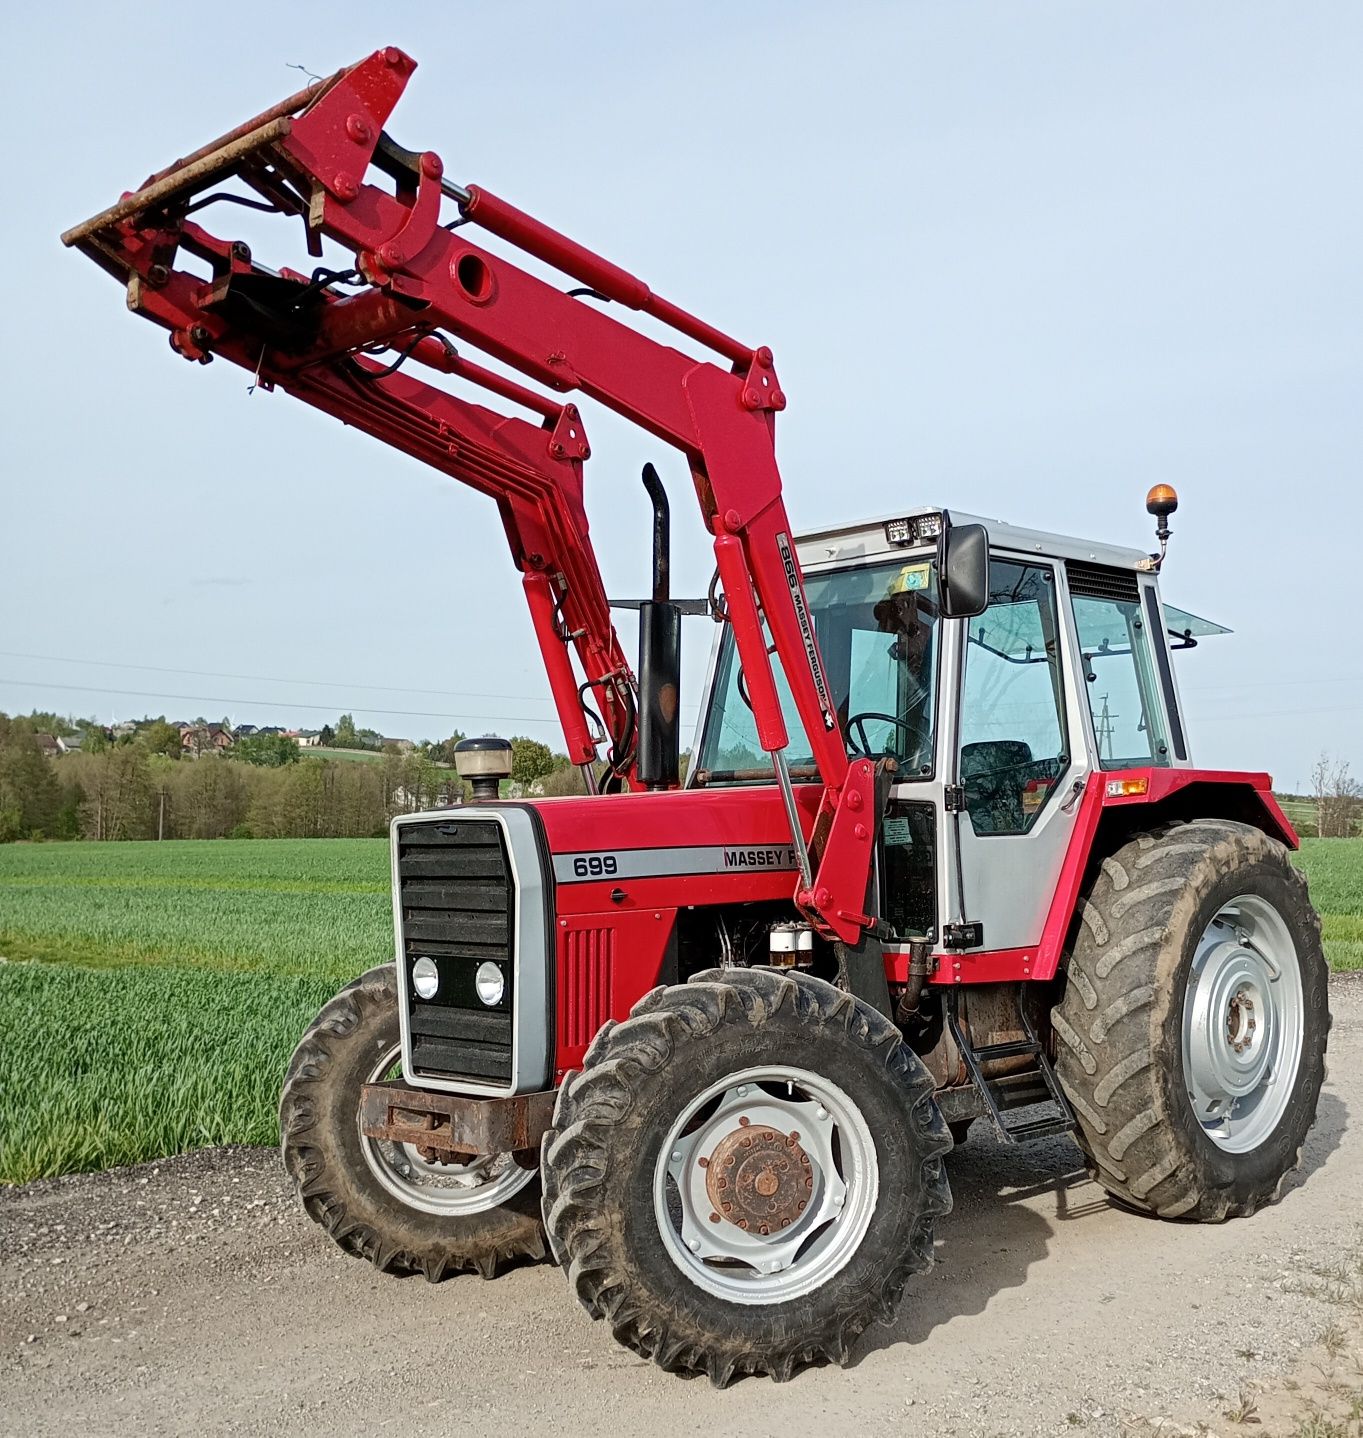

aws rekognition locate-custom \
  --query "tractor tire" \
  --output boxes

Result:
[279,964,546,1280]
[1052,819,1329,1221]
[541,967,952,1386]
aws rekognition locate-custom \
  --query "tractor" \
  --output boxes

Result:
[65,48,1329,1386]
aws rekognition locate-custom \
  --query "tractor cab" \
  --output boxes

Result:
[691,502,1225,955]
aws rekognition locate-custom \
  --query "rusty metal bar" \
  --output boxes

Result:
[61,117,294,249]
[140,69,344,188]
[359,1080,556,1157]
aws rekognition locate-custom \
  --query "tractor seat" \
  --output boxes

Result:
[960,739,1034,834]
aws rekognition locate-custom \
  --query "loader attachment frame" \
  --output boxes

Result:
[62,46,879,941]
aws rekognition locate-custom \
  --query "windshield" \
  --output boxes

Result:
[695,557,942,781]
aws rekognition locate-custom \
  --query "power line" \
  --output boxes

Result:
[0,648,558,706]
[0,676,557,726]
[0,675,703,725]
[1187,703,1363,724]
[1182,675,1363,695]
[0,649,702,716]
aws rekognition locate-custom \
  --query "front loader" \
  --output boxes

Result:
[65,48,1330,1385]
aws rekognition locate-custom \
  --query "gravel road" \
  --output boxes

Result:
[3,978,1359,1438]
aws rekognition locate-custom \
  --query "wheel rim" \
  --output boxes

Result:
[1181,893,1304,1155]
[358,1046,536,1217]
[651,1065,879,1306]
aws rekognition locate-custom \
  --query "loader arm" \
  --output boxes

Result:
[62,46,876,942]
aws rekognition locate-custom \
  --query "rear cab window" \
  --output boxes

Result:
[1066,563,1173,769]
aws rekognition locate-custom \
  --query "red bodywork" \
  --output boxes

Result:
[534,767,1294,1080]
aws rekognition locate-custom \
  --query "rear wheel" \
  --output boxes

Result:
[1052,820,1329,1220]
[280,965,546,1279]
[542,967,952,1385]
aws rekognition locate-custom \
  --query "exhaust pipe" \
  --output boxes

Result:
[636,464,681,790]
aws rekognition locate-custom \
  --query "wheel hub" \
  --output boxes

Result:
[653,1066,879,1305]
[704,1121,813,1235]
[1182,895,1304,1155]
[1226,989,1257,1054]
[1188,942,1274,1099]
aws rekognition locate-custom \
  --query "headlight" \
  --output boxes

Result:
[475,961,505,1007]
[411,956,440,1000]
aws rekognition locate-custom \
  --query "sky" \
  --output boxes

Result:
[2,2,1359,791]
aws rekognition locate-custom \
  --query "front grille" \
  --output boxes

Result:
[1066,561,1141,605]
[397,818,514,1085]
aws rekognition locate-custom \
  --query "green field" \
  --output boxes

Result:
[0,840,392,1183]
[0,836,1359,1184]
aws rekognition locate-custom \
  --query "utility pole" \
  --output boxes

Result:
[158,788,166,841]
[1096,694,1116,762]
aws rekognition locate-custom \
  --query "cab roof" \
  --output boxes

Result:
[794,506,1151,574]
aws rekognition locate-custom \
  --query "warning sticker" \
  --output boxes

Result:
[890,563,932,595]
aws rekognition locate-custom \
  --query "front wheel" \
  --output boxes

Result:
[1052,820,1329,1221]
[542,967,952,1385]
[279,965,546,1280]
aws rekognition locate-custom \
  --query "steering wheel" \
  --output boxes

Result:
[845,711,921,761]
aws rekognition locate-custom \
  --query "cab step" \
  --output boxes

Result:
[945,993,1076,1144]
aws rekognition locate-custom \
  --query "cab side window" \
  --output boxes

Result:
[958,560,1068,835]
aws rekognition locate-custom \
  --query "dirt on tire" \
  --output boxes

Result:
[542,967,952,1386]
[1052,819,1330,1220]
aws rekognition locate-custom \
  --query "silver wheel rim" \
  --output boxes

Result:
[359,1046,536,1217]
[651,1065,879,1306]
[1181,893,1304,1155]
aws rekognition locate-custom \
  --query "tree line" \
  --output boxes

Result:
[0,712,588,843]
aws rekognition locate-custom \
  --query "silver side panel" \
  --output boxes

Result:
[390,807,550,1098]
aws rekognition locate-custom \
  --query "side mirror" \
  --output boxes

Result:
[938,522,990,619]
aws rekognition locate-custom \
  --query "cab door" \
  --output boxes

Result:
[942,554,1089,953]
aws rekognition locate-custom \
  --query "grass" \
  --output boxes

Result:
[0,834,1358,1185]
[1295,839,1363,974]
[0,839,394,1184]
[0,964,336,1184]
[0,838,391,977]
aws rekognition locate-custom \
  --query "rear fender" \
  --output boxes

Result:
[1034,768,1295,984]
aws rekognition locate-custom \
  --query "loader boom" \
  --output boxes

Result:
[62,46,878,941]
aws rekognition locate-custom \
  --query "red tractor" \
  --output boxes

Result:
[66,48,1329,1386]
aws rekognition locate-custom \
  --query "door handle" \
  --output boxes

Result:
[1059,777,1086,812]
